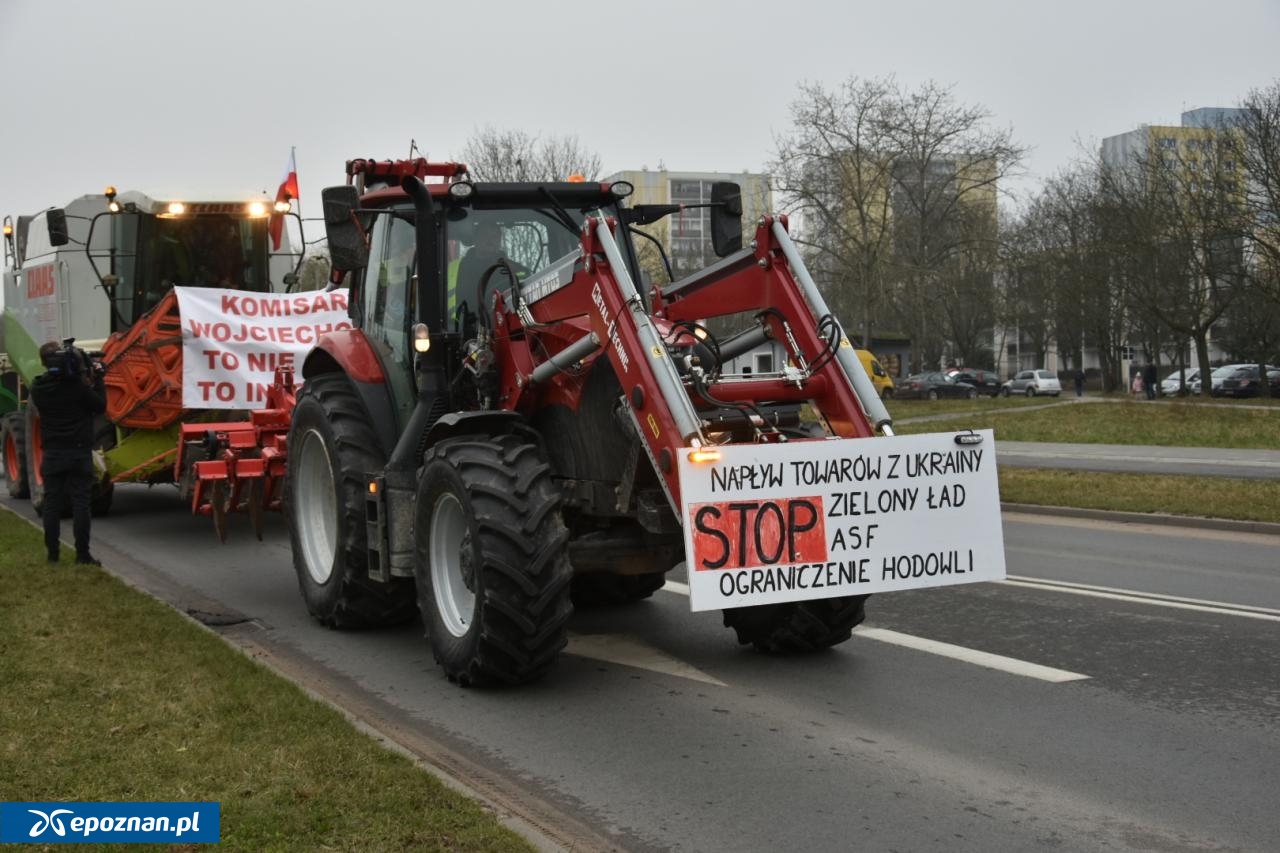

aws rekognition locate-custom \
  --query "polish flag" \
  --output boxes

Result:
[269,147,300,250]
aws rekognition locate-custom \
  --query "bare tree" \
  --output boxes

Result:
[457,126,602,182]
[1235,81,1280,283]
[771,77,1024,370]
[771,78,898,344]
[885,82,1025,371]
[1100,124,1252,395]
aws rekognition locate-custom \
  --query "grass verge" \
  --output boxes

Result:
[0,510,533,853]
[892,397,1280,448]
[999,467,1280,524]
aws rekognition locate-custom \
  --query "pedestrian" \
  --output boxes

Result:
[1131,370,1144,399]
[1143,362,1158,400]
[29,341,106,565]
[1074,368,1085,397]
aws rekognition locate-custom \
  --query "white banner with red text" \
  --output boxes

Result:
[175,287,351,409]
[678,430,1006,612]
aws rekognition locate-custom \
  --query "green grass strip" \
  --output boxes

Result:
[892,398,1280,449]
[999,467,1280,524]
[0,510,533,853]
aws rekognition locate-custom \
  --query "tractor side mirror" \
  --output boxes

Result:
[709,182,743,257]
[322,185,368,272]
[46,209,69,247]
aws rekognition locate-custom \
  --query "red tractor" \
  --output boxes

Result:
[199,157,1002,686]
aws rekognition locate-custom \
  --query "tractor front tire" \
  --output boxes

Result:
[415,435,573,686]
[3,412,30,499]
[285,373,417,628]
[723,594,869,653]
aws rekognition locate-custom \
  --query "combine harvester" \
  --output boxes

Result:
[186,156,1008,686]
[1,185,306,519]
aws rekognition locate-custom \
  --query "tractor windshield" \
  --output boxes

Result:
[444,201,633,329]
[96,212,272,328]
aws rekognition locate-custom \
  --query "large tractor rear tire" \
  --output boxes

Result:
[722,594,870,653]
[285,373,417,628]
[25,403,49,517]
[415,435,573,686]
[3,412,30,499]
[570,572,666,607]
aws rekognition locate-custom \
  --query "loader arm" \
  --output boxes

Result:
[496,214,887,515]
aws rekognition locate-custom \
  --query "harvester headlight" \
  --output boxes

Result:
[247,201,268,217]
[2,223,12,237]
[448,181,475,200]
[166,202,186,216]
[412,323,431,353]
[273,199,292,213]
[105,186,120,213]
[609,180,634,200]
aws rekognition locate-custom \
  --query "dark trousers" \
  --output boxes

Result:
[42,449,93,558]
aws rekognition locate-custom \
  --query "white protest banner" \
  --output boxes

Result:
[175,287,352,408]
[677,429,1006,612]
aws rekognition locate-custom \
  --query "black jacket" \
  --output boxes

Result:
[30,371,106,451]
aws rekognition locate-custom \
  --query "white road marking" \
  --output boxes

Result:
[1001,575,1280,623]
[852,627,1090,682]
[565,633,726,686]
[658,581,1088,683]
[663,580,690,596]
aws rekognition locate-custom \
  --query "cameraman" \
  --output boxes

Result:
[30,341,106,565]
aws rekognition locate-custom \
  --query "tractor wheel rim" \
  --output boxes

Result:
[430,493,474,638]
[295,429,338,585]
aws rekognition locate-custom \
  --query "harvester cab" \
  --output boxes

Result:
[197,156,1005,687]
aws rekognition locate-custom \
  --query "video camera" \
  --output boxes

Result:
[43,337,105,381]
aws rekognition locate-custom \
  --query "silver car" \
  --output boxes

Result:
[1001,369,1062,397]
[1190,364,1253,396]
[1159,368,1199,396]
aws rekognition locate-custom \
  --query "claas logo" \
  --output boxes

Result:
[690,496,827,570]
[25,266,56,299]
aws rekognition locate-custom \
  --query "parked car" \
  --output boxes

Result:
[1001,369,1062,397]
[897,372,980,400]
[1159,368,1199,396]
[1218,365,1280,398]
[946,367,1001,397]
[1190,363,1254,396]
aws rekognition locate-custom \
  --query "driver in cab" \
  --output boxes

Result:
[450,222,526,326]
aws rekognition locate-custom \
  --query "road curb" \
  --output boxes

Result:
[1001,502,1280,536]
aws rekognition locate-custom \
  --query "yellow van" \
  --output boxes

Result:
[856,349,895,399]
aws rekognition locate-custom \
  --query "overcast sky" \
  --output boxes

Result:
[2,0,1277,240]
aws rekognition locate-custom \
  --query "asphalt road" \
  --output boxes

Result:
[6,483,1278,853]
